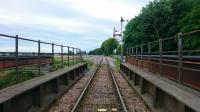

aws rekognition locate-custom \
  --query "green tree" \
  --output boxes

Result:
[123,0,197,52]
[88,48,103,55]
[115,45,121,55]
[179,0,200,51]
[101,38,119,56]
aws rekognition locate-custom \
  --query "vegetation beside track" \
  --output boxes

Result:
[0,57,84,90]
[0,70,36,89]
[82,58,93,68]
[109,55,121,70]
[114,57,121,70]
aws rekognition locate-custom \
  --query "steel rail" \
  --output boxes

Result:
[71,57,103,112]
[71,57,128,112]
[106,58,128,112]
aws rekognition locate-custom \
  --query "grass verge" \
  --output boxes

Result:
[82,59,93,69]
[114,57,121,70]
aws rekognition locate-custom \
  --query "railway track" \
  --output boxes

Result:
[71,57,127,112]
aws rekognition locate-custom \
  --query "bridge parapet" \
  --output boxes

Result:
[126,30,200,90]
[120,63,200,112]
[0,63,87,112]
[0,34,83,89]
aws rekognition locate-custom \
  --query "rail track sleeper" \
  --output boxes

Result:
[106,58,128,112]
[71,57,103,112]
[71,57,128,112]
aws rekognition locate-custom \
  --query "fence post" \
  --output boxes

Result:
[73,47,74,64]
[76,48,77,63]
[159,39,163,76]
[77,49,78,62]
[126,47,128,62]
[80,49,83,62]
[78,48,79,63]
[141,44,143,68]
[130,46,133,56]
[121,44,123,62]
[67,46,69,66]
[79,49,81,62]
[61,45,64,68]
[148,42,151,71]
[38,40,41,75]
[132,47,135,65]
[52,43,54,70]
[136,45,138,66]
[15,35,19,82]
[178,33,183,84]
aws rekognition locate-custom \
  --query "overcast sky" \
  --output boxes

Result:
[0,0,151,52]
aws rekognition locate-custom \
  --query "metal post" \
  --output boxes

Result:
[15,35,19,81]
[38,40,41,75]
[79,49,81,62]
[67,46,69,66]
[120,17,124,62]
[74,48,76,64]
[73,48,74,64]
[61,45,64,68]
[130,47,132,56]
[52,43,54,70]
[126,48,128,62]
[178,33,183,84]
[148,42,151,71]
[132,47,135,65]
[159,39,163,76]
[76,48,77,63]
[130,46,133,56]
[141,44,143,68]
[77,49,78,62]
[80,49,83,62]
[128,47,130,62]
[136,45,138,66]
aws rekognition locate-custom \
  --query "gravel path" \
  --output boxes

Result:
[48,56,151,112]
[107,57,151,112]
[113,72,151,112]
[78,58,122,112]
[48,57,101,112]
[48,75,91,112]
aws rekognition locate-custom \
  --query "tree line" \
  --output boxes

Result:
[124,0,200,51]
[89,38,120,55]
[89,0,200,55]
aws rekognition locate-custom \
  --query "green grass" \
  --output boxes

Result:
[82,59,93,69]
[114,57,121,70]
[0,58,83,90]
[52,58,81,70]
[0,70,36,89]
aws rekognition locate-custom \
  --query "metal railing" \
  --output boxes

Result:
[0,34,83,89]
[126,30,200,90]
